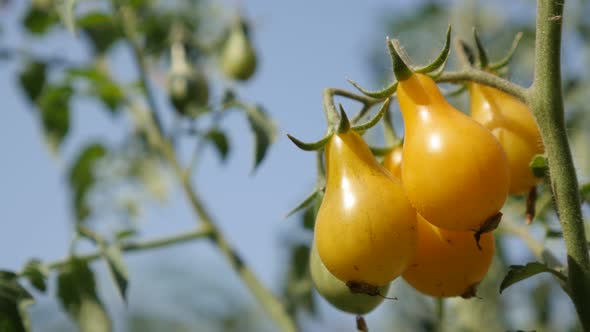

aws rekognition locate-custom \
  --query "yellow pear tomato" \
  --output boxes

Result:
[315,129,417,287]
[402,215,495,297]
[470,83,544,194]
[396,73,510,232]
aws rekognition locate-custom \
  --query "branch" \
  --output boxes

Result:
[436,69,529,102]
[529,0,590,330]
[28,227,214,273]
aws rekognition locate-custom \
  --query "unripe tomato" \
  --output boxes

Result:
[315,128,417,287]
[310,244,389,314]
[470,83,544,194]
[402,215,495,297]
[396,73,510,232]
[220,21,257,81]
[168,70,209,116]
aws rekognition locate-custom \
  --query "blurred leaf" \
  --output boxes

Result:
[57,258,112,332]
[19,60,47,103]
[581,182,590,203]
[68,143,107,221]
[37,84,72,151]
[22,5,58,35]
[103,245,129,302]
[282,245,315,317]
[77,12,122,54]
[529,154,548,178]
[546,229,563,238]
[21,259,49,293]
[55,0,77,35]
[68,67,125,113]
[500,262,567,294]
[245,105,277,171]
[140,14,172,55]
[205,129,230,162]
[0,271,33,332]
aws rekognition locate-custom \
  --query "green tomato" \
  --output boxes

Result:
[168,70,209,117]
[310,243,390,315]
[220,21,257,81]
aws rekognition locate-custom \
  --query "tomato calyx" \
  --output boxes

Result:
[346,281,397,300]
[473,212,503,250]
[460,283,482,300]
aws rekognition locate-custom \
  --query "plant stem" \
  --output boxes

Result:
[435,297,445,332]
[529,0,590,329]
[37,228,214,273]
[437,69,528,102]
[117,5,296,329]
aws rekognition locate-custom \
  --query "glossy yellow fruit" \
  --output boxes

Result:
[397,73,510,231]
[310,244,390,314]
[383,146,403,179]
[402,215,495,297]
[315,128,417,287]
[470,83,544,194]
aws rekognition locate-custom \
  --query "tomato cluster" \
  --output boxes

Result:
[293,33,543,318]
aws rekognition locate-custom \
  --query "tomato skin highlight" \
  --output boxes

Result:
[470,83,544,194]
[383,146,403,179]
[396,73,510,232]
[401,215,495,297]
[315,129,417,287]
[310,244,389,315]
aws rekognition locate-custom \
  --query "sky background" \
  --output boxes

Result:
[0,0,584,331]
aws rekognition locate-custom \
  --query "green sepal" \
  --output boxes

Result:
[473,28,489,68]
[489,32,524,71]
[387,37,413,81]
[337,104,351,134]
[416,25,452,74]
[347,79,397,100]
[287,133,333,152]
[529,154,548,178]
[284,186,324,219]
[352,98,390,133]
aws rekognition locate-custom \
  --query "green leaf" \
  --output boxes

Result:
[68,143,107,221]
[55,0,78,35]
[500,262,567,294]
[529,154,548,178]
[245,105,277,171]
[22,5,58,35]
[21,259,49,293]
[57,258,112,332]
[19,61,47,103]
[204,129,230,162]
[68,67,125,113]
[0,271,34,332]
[77,12,122,54]
[103,245,129,302]
[37,84,73,152]
[282,245,315,316]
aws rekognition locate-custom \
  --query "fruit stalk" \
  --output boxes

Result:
[529,0,590,330]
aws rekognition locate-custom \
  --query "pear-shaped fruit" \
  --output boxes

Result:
[402,215,495,298]
[470,83,544,194]
[310,243,390,315]
[168,43,209,116]
[396,73,510,232]
[315,128,417,287]
[220,20,257,81]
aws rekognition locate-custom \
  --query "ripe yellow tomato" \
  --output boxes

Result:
[383,146,403,179]
[470,83,544,194]
[310,244,390,314]
[402,215,495,297]
[315,129,417,287]
[396,73,510,232]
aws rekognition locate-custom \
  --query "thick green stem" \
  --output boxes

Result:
[529,0,590,330]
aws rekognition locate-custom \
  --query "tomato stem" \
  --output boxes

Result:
[529,0,590,329]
